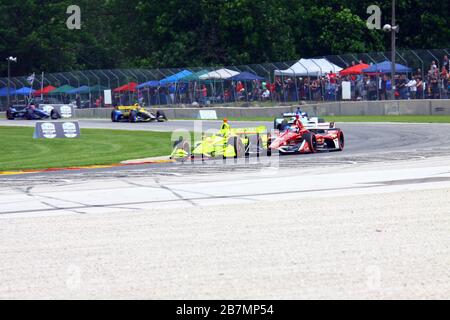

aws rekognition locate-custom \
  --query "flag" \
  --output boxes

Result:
[27,73,35,85]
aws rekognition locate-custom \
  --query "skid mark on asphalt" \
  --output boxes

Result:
[0,184,382,215]
[13,186,139,214]
[154,177,198,207]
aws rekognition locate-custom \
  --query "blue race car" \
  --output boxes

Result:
[111,104,167,123]
[6,104,61,120]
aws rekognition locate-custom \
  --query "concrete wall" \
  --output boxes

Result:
[2,100,450,120]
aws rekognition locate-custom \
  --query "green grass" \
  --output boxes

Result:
[0,127,172,171]
[182,115,450,123]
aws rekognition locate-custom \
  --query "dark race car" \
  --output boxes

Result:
[111,104,168,123]
[6,104,61,120]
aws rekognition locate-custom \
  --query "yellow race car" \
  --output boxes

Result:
[111,104,167,123]
[171,120,269,160]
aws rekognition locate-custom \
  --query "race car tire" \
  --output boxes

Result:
[129,110,137,123]
[6,109,14,120]
[50,110,60,120]
[111,111,117,122]
[302,132,317,153]
[156,110,167,122]
[337,131,344,151]
[326,130,344,151]
[227,136,245,157]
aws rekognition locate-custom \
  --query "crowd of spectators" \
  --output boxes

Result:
[6,56,449,110]
[127,56,450,106]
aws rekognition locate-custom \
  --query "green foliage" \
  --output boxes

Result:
[0,0,448,76]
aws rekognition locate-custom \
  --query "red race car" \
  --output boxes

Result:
[269,115,344,154]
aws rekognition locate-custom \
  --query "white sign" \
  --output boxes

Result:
[342,81,351,100]
[41,123,57,139]
[33,121,80,139]
[104,90,112,105]
[62,122,77,138]
[198,110,218,120]
[60,105,73,118]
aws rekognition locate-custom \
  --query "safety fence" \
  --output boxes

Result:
[0,48,449,111]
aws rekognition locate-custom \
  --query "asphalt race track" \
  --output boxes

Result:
[1,119,450,299]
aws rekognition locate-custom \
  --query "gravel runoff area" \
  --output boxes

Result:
[0,156,449,299]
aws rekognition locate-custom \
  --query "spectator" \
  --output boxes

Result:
[416,76,424,99]
[398,74,408,99]
[406,77,417,99]
[430,61,438,73]
[168,83,176,104]
[442,55,449,73]
[379,75,388,100]
[76,94,81,108]
[201,84,207,104]
[274,77,282,102]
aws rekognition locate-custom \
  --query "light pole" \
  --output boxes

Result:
[383,0,399,100]
[6,56,17,108]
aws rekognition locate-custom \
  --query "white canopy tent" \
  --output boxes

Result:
[274,58,343,77]
[199,68,240,80]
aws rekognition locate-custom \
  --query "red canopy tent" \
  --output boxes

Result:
[339,63,370,76]
[33,85,57,96]
[113,82,138,93]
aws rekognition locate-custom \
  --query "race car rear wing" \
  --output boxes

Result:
[230,125,267,135]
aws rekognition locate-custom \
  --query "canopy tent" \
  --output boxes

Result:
[136,80,160,89]
[362,61,412,73]
[159,70,193,85]
[179,70,209,81]
[113,82,138,93]
[339,63,370,76]
[67,85,108,94]
[274,58,343,76]
[0,87,15,96]
[228,72,265,81]
[68,86,90,94]
[33,85,57,96]
[50,84,76,94]
[13,87,35,95]
[199,68,240,80]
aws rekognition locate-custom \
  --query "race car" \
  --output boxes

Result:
[6,104,61,120]
[111,104,167,123]
[171,119,268,160]
[274,112,335,131]
[270,115,344,154]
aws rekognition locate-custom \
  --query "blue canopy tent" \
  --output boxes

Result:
[136,80,163,106]
[13,87,34,95]
[0,87,15,96]
[136,80,160,89]
[362,61,412,73]
[227,72,266,102]
[159,70,193,85]
[157,70,193,105]
[228,72,265,81]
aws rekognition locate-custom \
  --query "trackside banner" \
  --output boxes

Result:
[33,121,81,139]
